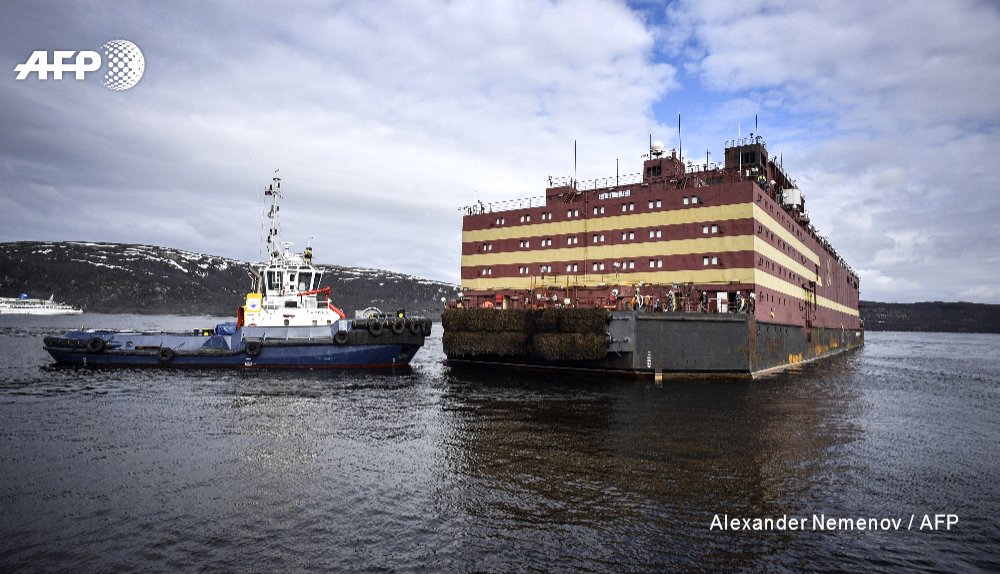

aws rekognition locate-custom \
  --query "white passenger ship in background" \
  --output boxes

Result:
[0,294,82,315]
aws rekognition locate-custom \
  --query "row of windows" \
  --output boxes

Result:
[758,256,800,284]
[481,255,723,276]
[757,224,808,265]
[489,195,703,227]
[484,225,699,252]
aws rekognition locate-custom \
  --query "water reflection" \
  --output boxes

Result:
[436,356,864,570]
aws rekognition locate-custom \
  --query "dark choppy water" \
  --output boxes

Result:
[1,314,998,572]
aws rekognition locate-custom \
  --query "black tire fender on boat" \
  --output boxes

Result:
[158,347,174,363]
[86,337,106,353]
[245,340,262,357]
[391,318,405,335]
[409,319,421,335]
[367,319,383,337]
[334,330,349,345]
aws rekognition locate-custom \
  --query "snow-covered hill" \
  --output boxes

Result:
[0,241,457,316]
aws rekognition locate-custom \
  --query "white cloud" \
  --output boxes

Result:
[652,0,1000,302]
[1,0,675,284]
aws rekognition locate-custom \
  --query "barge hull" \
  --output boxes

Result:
[443,309,863,379]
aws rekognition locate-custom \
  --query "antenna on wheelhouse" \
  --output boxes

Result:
[264,171,282,260]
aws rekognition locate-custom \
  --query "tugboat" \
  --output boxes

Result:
[43,176,430,368]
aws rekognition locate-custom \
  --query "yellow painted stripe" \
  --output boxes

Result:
[462,203,754,242]
[752,203,819,265]
[462,235,754,267]
[754,271,859,317]
[754,236,822,287]
[461,268,757,291]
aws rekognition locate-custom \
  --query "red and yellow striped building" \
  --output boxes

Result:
[459,138,861,332]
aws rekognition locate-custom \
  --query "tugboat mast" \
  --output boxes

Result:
[264,175,282,261]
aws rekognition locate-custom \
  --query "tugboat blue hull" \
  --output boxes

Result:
[44,344,421,369]
[43,319,429,369]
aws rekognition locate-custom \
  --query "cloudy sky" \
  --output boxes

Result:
[2,0,998,303]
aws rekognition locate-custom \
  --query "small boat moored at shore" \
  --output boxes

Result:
[1,293,82,315]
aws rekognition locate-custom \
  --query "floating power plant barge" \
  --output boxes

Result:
[443,133,863,378]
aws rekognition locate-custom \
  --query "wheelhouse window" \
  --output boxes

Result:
[297,272,312,291]
[266,270,282,291]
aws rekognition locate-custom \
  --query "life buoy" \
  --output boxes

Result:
[368,320,384,337]
[334,330,349,345]
[391,318,405,335]
[245,340,262,357]
[158,347,174,363]
[86,337,106,353]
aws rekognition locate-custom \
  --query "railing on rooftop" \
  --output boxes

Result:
[725,136,767,149]
[547,172,643,191]
[461,195,546,215]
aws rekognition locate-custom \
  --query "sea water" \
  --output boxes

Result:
[1,314,998,572]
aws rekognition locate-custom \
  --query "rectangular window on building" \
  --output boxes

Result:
[703,226,709,234]
[703,257,709,266]
[656,199,662,208]
[657,260,663,268]
[628,260,635,269]
[683,197,690,205]
[711,256,718,265]
[649,259,656,268]
[711,224,718,233]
